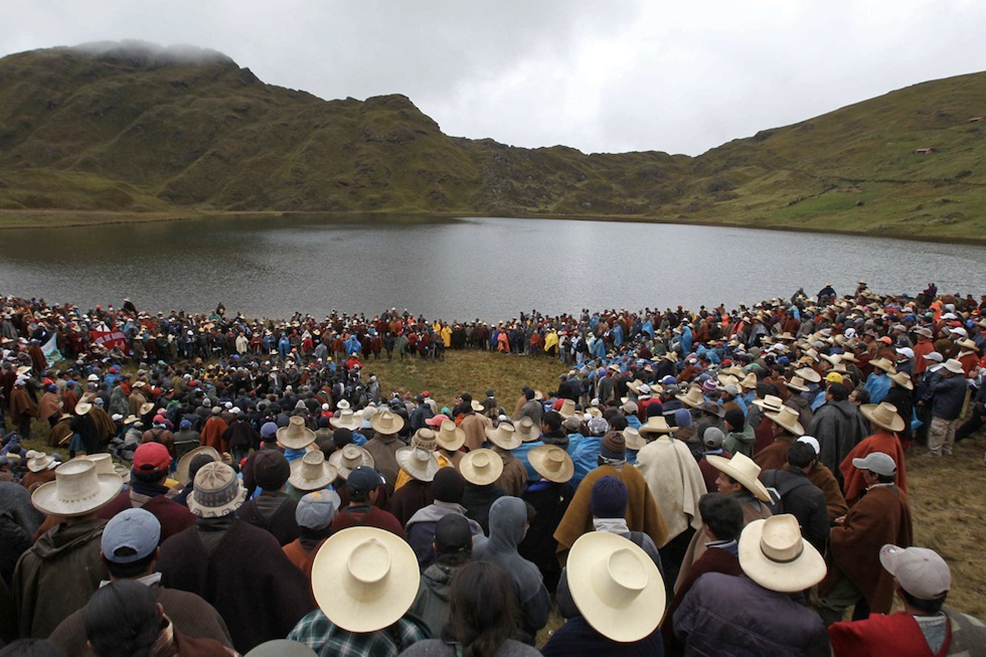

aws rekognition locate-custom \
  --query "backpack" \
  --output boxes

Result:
[761,470,813,515]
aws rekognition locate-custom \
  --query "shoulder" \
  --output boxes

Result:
[397,639,450,656]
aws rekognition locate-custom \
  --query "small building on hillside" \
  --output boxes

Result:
[914,148,935,154]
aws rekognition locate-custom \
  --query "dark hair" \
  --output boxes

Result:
[787,441,816,468]
[187,454,216,484]
[900,588,948,613]
[698,493,743,541]
[442,562,519,657]
[875,472,895,484]
[827,382,849,401]
[84,580,162,657]
[130,469,166,485]
[105,547,158,579]
[852,388,870,404]
[541,411,562,432]
[608,414,628,431]
[0,640,68,657]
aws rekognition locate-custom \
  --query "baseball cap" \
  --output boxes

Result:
[434,514,473,555]
[824,372,844,384]
[880,545,951,599]
[347,466,385,495]
[922,351,943,362]
[851,452,897,476]
[133,442,171,473]
[895,347,914,359]
[101,508,161,563]
[797,435,821,456]
[295,490,341,530]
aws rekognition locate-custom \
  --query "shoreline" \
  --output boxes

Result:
[2,209,986,247]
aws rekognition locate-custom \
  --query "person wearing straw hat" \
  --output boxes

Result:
[9,376,38,440]
[13,458,124,638]
[286,526,430,657]
[331,466,405,537]
[828,544,986,656]
[753,405,805,472]
[288,450,339,501]
[328,443,375,482]
[806,382,869,483]
[363,409,406,490]
[922,357,969,457]
[406,467,485,571]
[458,394,493,452]
[20,450,58,490]
[674,515,829,655]
[884,370,915,448]
[48,508,235,655]
[635,415,707,585]
[485,422,528,497]
[819,452,913,626]
[157,462,313,652]
[474,496,551,645]
[543,530,666,656]
[518,445,574,591]
[459,448,508,535]
[394,428,449,492]
[508,415,545,481]
[554,432,670,561]
[389,430,443,527]
[840,402,909,507]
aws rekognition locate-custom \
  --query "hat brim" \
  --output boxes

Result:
[276,425,316,450]
[707,454,771,502]
[528,445,574,483]
[31,474,123,517]
[289,460,339,491]
[187,482,248,518]
[176,446,221,486]
[459,449,504,485]
[370,415,405,435]
[311,526,419,632]
[486,428,521,451]
[328,449,374,481]
[738,519,827,593]
[435,428,466,452]
[566,532,666,642]
[859,405,906,433]
[765,411,805,437]
[395,447,440,482]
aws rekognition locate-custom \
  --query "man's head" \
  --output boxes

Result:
[131,443,171,485]
[590,475,628,519]
[100,508,161,579]
[433,513,473,566]
[698,493,743,542]
[787,441,816,471]
[880,544,951,614]
[346,466,384,503]
[723,408,745,432]
[852,451,897,485]
[253,449,290,491]
[826,382,849,402]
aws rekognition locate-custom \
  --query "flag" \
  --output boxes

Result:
[42,333,62,367]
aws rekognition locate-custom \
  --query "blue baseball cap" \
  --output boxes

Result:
[101,508,161,563]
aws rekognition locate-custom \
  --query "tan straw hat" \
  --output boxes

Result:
[289,450,339,491]
[435,420,466,452]
[31,458,123,517]
[707,452,771,502]
[870,357,896,374]
[794,367,821,384]
[528,445,574,483]
[176,445,220,486]
[785,376,809,393]
[738,515,826,593]
[395,444,441,483]
[459,448,504,486]
[276,416,316,450]
[187,462,248,518]
[860,402,905,433]
[27,452,57,473]
[139,402,154,416]
[566,531,666,642]
[75,401,93,416]
[765,406,805,436]
[558,399,577,419]
[623,427,646,451]
[310,526,419,632]
[637,416,679,436]
[328,444,374,480]
[675,386,706,409]
[485,423,521,450]
[330,409,362,430]
[751,394,784,413]
[888,371,913,390]
[81,453,114,475]
[738,372,759,390]
[514,417,541,442]
[370,409,405,435]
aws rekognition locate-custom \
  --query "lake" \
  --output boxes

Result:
[2,215,984,322]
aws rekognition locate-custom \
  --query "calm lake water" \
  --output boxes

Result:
[2,215,984,322]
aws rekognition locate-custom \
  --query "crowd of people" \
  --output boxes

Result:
[0,281,985,656]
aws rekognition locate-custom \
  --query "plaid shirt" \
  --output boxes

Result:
[288,609,431,657]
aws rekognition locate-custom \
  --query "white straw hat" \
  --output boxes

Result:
[860,402,905,433]
[276,416,316,450]
[328,444,374,480]
[738,515,826,593]
[435,420,466,451]
[289,450,339,491]
[176,446,221,486]
[513,417,541,442]
[370,409,405,435]
[765,406,805,436]
[707,452,771,502]
[528,445,574,483]
[330,409,362,430]
[566,531,666,642]
[311,526,419,632]
[485,423,521,450]
[31,458,123,517]
[395,443,440,483]
[459,448,504,486]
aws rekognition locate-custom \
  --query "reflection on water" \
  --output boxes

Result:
[2,215,984,322]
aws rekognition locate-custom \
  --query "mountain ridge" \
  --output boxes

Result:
[1,42,984,241]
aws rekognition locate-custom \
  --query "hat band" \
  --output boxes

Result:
[196,479,241,508]
[761,537,804,564]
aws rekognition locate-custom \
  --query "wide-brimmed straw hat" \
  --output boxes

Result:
[675,386,706,409]
[623,427,646,451]
[395,443,441,483]
[637,416,678,436]
[528,445,574,483]
[289,450,339,491]
[870,357,896,374]
[738,515,826,593]
[176,445,220,486]
[707,452,771,502]
[888,371,913,390]
[435,420,466,451]
[794,367,821,384]
[139,402,154,416]
[81,453,114,475]
[276,416,316,450]
[311,526,419,632]
[370,409,405,435]
[558,399,577,419]
[860,402,905,433]
[75,401,92,416]
[942,358,964,375]
[566,531,666,642]
[514,416,541,442]
[751,394,784,413]
[485,423,521,450]
[738,372,759,390]
[27,452,57,473]
[330,409,362,430]
[785,376,809,393]
[459,448,504,486]
[328,444,374,480]
[32,458,123,517]
[765,406,805,436]
[187,462,248,518]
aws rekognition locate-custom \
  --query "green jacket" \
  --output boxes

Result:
[723,423,755,458]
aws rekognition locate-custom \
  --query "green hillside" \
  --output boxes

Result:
[1,42,984,241]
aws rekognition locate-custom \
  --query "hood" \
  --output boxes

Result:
[33,518,106,560]
[729,423,755,444]
[486,496,527,552]
[829,399,858,418]
[421,563,457,600]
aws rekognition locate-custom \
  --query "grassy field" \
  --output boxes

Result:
[9,349,985,621]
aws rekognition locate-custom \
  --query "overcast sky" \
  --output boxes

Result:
[3,1,985,156]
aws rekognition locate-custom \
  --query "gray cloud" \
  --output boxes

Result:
[2,0,984,155]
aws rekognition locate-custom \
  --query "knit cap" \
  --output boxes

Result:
[590,475,628,518]
[599,431,626,460]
